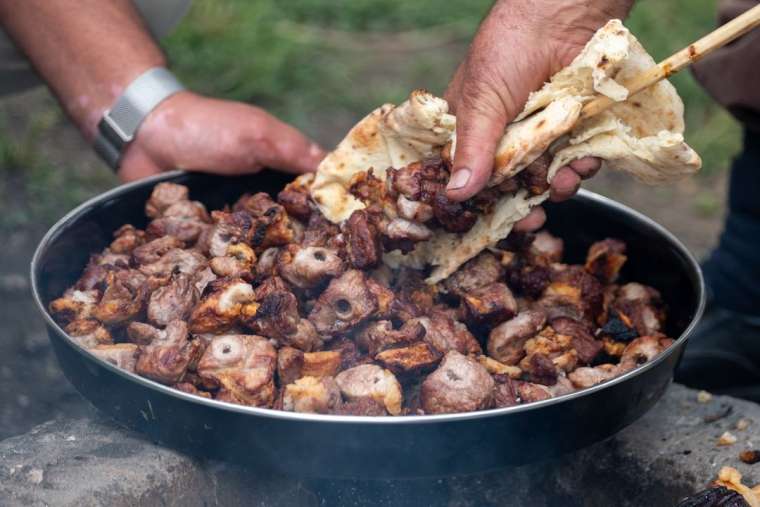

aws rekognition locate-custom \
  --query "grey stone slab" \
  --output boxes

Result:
[2,384,760,506]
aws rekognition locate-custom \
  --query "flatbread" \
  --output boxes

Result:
[309,19,701,283]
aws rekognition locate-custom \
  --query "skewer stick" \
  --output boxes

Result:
[580,4,760,119]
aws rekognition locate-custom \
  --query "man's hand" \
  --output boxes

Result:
[119,92,325,182]
[445,0,634,230]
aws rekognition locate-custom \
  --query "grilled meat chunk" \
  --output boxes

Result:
[418,311,482,356]
[64,319,112,348]
[277,347,305,386]
[585,239,627,283]
[375,342,441,376]
[343,210,383,269]
[197,334,277,407]
[277,174,314,222]
[282,376,342,414]
[90,344,140,372]
[135,320,201,385]
[335,364,403,415]
[145,182,189,219]
[461,282,517,327]
[188,278,257,334]
[277,244,344,289]
[356,319,426,356]
[443,251,504,295]
[421,351,494,414]
[308,270,378,335]
[147,273,198,327]
[487,310,546,365]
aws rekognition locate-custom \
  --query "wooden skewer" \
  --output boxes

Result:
[580,4,760,119]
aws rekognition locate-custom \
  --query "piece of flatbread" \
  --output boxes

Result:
[310,19,701,283]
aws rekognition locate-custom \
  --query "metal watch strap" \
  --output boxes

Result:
[93,67,185,170]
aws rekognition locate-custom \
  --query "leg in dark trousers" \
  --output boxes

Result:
[676,128,760,399]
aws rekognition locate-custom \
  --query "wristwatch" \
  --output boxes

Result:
[93,67,185,170]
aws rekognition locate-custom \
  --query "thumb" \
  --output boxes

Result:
[252,112,326,174]
[446,87,512,201]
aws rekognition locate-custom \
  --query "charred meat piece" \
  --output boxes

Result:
[505,261,553,299]
[585,239,627,283]
[381,218,433,253]
[308,270,378,335]
[147,273,198,327]
[277,347,305,386]
[517,152,553,196]
[325,337,364,370]
[135,320,201,385]
[92,270,148,325]
[233,192,282,217]
[609,283,666,336]
[387,157,448,201]
[421,351,494,414]
[207,211,256,258]
[334,397,388,416]
[138,248,208,279]
[418,310,482,356]
[521,353,561,386]
[145,182,189,219]
[255,247,280,280]
[599,311,639,343]
[492,378,521,408]
[147,203,210,243]
[356,319,426,356]
[568,364,619,388]
[64,319,112,348]
[343,210,383,269]
[515,380,553,403]
[375,342,441,376]
[302,350,343,378]
[50,289,100,324]
[277,244,344,289]
[461,282,517,327]
[432,192,477,233]
[232,193,296,250]
[396,195,434,223]
[335,364,403,415]
[173,382,212,398]
[276,174,314,222]
[90,344,140,372]
[487,310,546,365]
[109,225,146,254]
[209,243,256,280]
[526,231,564,267]
[521,326,579,377]
[302,213,342,248]
[197,334,277,407]
[676,486,749,507]
[619,335,674,372]
[549,317,602,365]
[538,265,604,323]
[443,251,504,295]
[245,276,300,339]
[188,278,256,334]
[282,376,342,414]
[132,236,185,265]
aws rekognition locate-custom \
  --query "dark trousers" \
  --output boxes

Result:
[702,128,760,315]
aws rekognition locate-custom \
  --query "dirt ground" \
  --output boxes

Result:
[0,87,732,441]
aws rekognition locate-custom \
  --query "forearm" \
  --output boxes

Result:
[0,0,166,140]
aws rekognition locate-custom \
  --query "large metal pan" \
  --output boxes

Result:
[31,170,704,479]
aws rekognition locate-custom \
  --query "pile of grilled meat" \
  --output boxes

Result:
[49,174,673,416]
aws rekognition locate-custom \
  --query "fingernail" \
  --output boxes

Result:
[447,168,471,191]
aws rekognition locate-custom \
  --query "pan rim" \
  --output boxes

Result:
[30,170,705,425]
